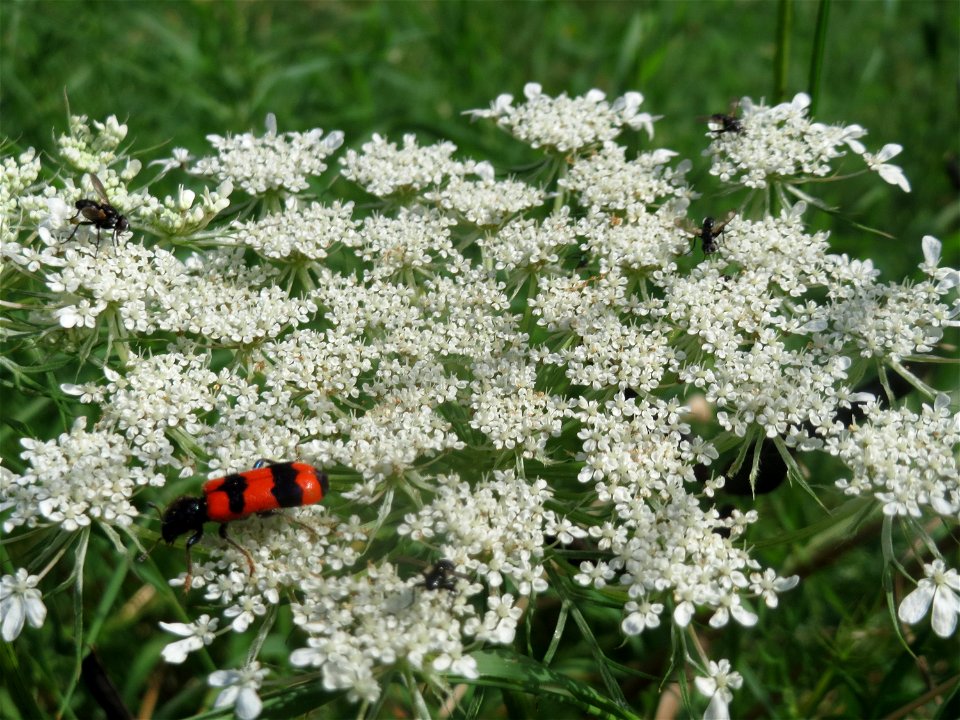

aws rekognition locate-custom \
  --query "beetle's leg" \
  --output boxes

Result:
[219,523,256,577]
[183,528,204,593]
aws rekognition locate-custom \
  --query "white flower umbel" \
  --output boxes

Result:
[193,113,344,194]
[827,395,960,518]
[2,418,162,533]
[339,133,461,197]
[2,89,957,715]
[560,141,690,218]
[467,83,658,152]
[232,198,360,261]
[707,93,863,188]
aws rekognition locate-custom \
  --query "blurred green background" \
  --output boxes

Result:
[2,0,958,277]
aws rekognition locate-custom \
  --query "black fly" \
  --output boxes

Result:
[701,99,744,136]
[67,174,129,249]
[417,559,461,592]
[677,211,736,255]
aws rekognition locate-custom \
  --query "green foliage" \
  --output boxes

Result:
[1,2,958,719]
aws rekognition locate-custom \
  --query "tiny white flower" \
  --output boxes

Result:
[209,662,268,720]
[621,599,663,635]
[865,143,911,192]
[159,614,219,663]
[0,569,47,641]
[898,560,960,638]
[695,659,743,720]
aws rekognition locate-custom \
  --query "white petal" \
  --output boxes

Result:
[621,612,647,635]
[585,89,606,103]
[931,588,960,638]
[898,583,934,624]
[878,164,910,192]
[921,236,942,266]
[674,601,695,627]
[709,608,729,628]
[235,687,263,720]
[24,595,46,629]
[161,636,202,664]
[695,676,717,696]
[876,143,902,162]
[1,600,25,641]
[159,621,194,637]
[213,686,240,708]
[523,83,543,100]
[731,604,758,627]
[209,669,238,688]
[704,691,732,720]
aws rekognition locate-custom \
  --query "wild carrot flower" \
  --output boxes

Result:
[0,89,955,720]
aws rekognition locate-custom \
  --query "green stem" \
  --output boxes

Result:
[807,0,831,115]
[773,0,794,103]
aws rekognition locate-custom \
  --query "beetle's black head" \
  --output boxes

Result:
[160,496,207,543]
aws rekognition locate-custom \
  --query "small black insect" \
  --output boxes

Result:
[701,100,744,136]
[67,173,129,248]
[417,559,460,592]
[677,211,735,255]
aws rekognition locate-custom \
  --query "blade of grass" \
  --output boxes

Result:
[773,0,794,103]
[807,0,831,115]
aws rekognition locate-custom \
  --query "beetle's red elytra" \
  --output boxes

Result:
[160,461,329,591]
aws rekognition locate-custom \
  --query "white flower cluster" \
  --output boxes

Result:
[42,243,317,341]
[193,114,344,194]
[231,198,360,260]
[1,87,957,719]
[0,147,41,245]
[424,172,545,228]
[2,417,163,533]
[289,560,480,704]
[477,207,576,273]
[58,114,128,172]
[399,471,566,597]
[707,92,909,190]
[568,393,801,633]
[468,358,567,456]
[468,82,658,152]
[828,394,960,518]
[817,237,960,361]
[560,141,691,218]
[339,133,460,196]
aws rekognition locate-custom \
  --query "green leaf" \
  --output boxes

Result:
[456,649,642,720]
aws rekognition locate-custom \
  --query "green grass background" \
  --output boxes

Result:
[1,2,958,718]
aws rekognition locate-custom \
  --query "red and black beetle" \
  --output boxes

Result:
[160,461,329,590]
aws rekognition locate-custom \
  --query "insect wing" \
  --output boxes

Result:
[711,210,737,234]
[88,173,111,204]
[79,203,109,224]
[674,218,701,237]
